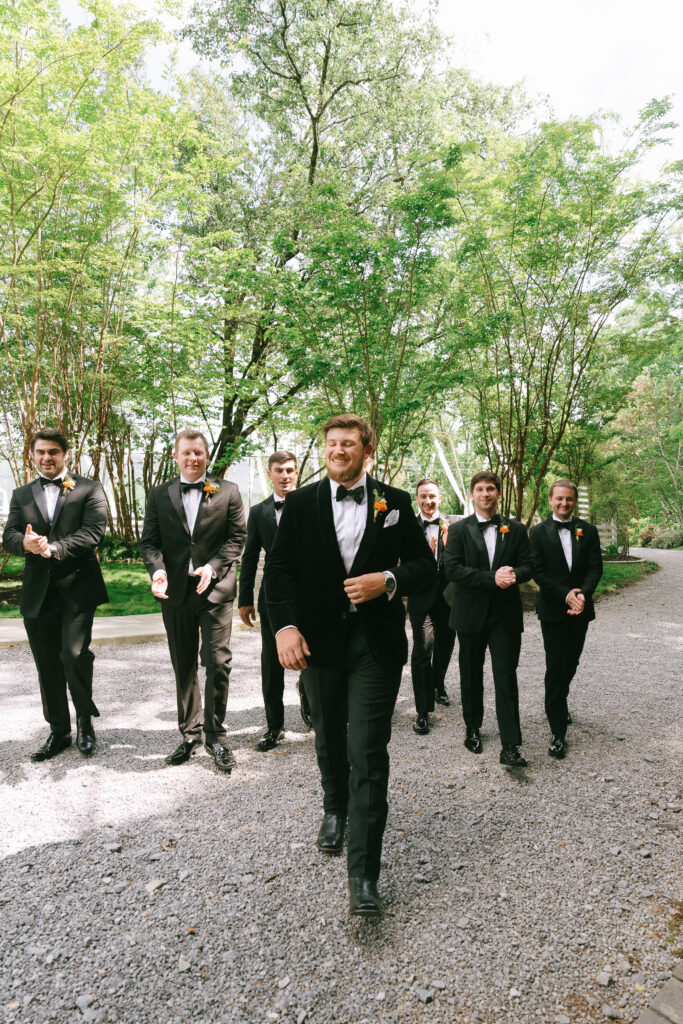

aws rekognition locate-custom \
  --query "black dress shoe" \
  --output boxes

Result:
[500,745,528,768]
[435,689,450,707]
[165,738,200,766]
[548,734,567,759]
[76,717,95,756]
[31,732,72,762]
[255,728,283,752]
[413,714,429,735]
[206,743,237,772]
[464,727,482,754]
[297,676,313,730]
[348,877,382,917]
[316,813,346,855]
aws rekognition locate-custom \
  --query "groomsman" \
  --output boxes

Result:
[444,471,532,768]
[529,479,602,758]
[140,429,246,772]
[408,478,457,735]
[238,450,312,752]
[265,413,435,916]
[3,428,108,760]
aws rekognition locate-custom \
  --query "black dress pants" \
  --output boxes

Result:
[23,585,99,735]
[302,618,401,881]
[541,616,590,736]
[259,607,285,732]
[161,579,233,745]
[457,604,522,747]
[409,592,455,715]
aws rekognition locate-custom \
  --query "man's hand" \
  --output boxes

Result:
[193,564,214,595]
[566,588,585,615]
[276,627,311,671]
[344,572,386,604]
[151,574,169,600]
[494,566,516,589]
[239,605,256,627]
[23,524,50,556]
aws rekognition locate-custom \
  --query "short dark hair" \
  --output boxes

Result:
[549,478,578,499]
[31,428,69,453]
[416,478,440,495]
[174,428,209,454]
[470,470,501,493]
[322,413,374,449]
[268,450,297,470]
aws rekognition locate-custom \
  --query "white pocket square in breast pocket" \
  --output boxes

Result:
[383,509,400,528]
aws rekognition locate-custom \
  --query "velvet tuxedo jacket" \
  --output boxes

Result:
[443,514,532,635]
[2,475,108,618]
[529,517,602,623]
[407,513,458,616]
[237,493,278,615]
[264,475,436,668]
[140,477,247,608]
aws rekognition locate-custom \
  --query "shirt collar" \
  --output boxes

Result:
[552,515,572,523]
[180,474,206,485]
[329,472,367,498]
[475,512,495,524]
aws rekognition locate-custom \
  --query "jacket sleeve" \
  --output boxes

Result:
[206,484,247,578]
[444,523,497,590]
[389,494,437,596]
[264,497,298,634]
[140,488,166,579]
[237,507,262,606]
[511,523,533,584]
[529,525,571,603]
[579,525,603,599]
[51,481,107,561]
[2,490,27,557]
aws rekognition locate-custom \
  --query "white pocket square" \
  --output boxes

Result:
[383,509,399,528]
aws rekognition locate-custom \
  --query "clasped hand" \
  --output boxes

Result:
[566,588,585,615]
[494,566,516,589]
[23,524,51,558]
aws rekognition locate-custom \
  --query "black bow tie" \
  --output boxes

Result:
[478,514,500,531]
[336,484,364,505]
[423,518,439,528]
[39,476,61,488]
[273,500,284,512]
[180,480,204,493]
[555,520,573,531]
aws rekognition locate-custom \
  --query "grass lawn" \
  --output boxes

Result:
[594,559,660,599]
[0,559,157,618]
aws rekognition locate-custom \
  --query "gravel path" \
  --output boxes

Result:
[0,549,681,1024]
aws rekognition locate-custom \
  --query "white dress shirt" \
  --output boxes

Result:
[39,475,64,522]
[552,515,573,570]
[274,495,285,525]
[330,474,368,575]
[420,514,440,560]
[181,474,205,574]
[475,512,497,568]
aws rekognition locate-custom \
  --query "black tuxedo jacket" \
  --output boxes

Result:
[264,476,436,668]
[529,517,602,623]
[407,513,458,616]
[140,477,247,608]
[238,494,278,614]
[443,514,532,635]
[3,475,108,618]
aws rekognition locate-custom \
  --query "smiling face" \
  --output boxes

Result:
[33,439,68,480]
[416,483,441,520]
[471,479,500,519]
[174,437,209,483]
[324,427,372,486]
[549,485,577,521]
[268,459,298,498]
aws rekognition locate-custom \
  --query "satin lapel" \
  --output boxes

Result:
[317,478,347,579]
[263,496,277,548]
[467,519,489,566]
[491,519,506,570]
[544,517,567,568]
[348,479,378,578]
[31,480,50,529]
[169,479,190,535]
[570,519,580,570]
[50,486,68,532]
[192,478,218,536]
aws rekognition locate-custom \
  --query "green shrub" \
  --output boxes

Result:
[651,528,683,550]
[98,534,140,562]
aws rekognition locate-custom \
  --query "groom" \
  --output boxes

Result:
[264,413,435,916]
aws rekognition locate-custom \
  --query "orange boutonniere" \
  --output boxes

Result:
[575,528,583,540]
[440,521,449,541]
[499,524,510,538]
[373,495,388,522]
[203,480,219,503]
[61,476,75,491]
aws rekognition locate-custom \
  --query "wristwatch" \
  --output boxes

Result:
[383,570,396,597]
